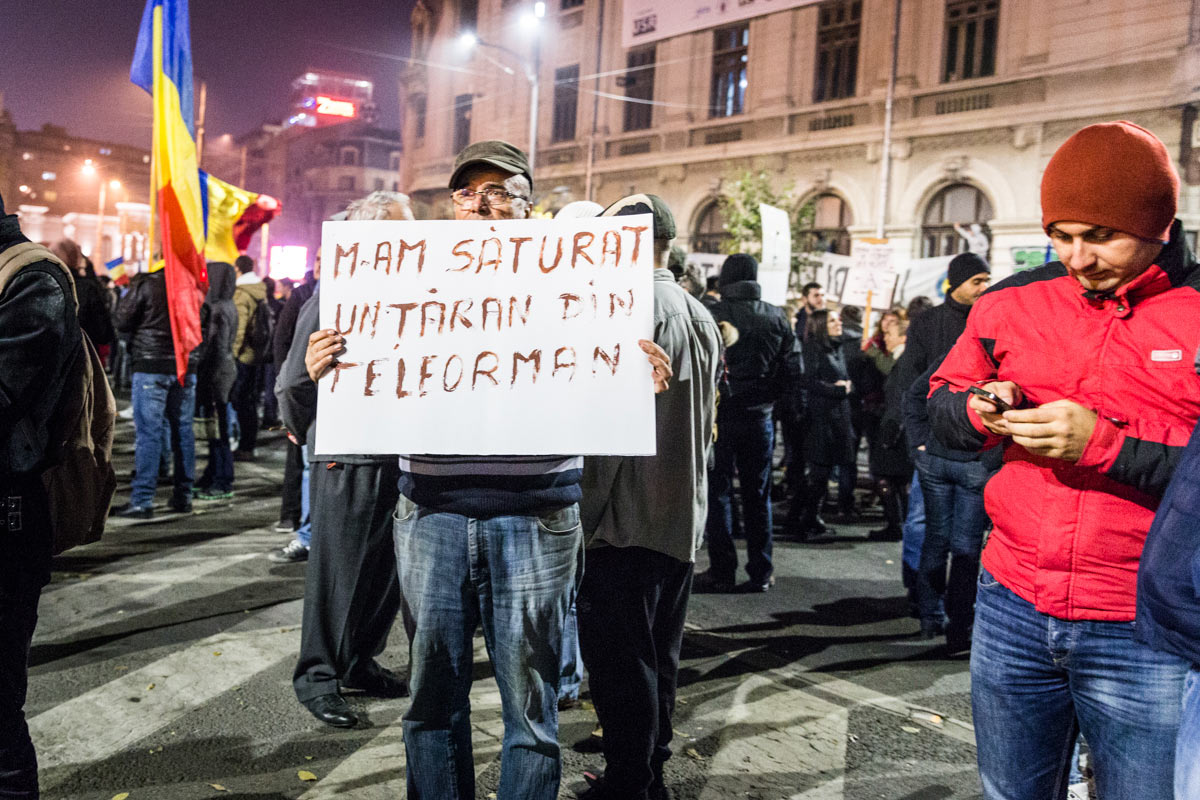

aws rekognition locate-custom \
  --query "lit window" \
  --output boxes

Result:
[710,24,749,118]
[814,1,861,102]
[943,0,999,82]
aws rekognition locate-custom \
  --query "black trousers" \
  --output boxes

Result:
[278,441,304,527]
[0,478,52,799]
[230,362,260,454]
[293,461,403,702]
[577,545,693,799]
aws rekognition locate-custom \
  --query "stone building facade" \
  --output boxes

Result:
[400,0,1200,283]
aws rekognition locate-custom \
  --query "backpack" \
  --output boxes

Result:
[0,242,117,554]
[242,295,275,364]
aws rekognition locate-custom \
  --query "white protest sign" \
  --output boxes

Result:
[840,267,899,308]
[686,252,725,279]
[758,203,791,307]
[316,216,657,456]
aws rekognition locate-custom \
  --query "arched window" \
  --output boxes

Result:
[921,182,993,258]
[801,193,853,255]
[692,200,731,254]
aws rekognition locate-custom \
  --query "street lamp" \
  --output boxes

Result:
[458,3,544,176]
[81,159,121,262]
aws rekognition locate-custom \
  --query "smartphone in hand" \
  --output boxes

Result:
[968,384,1013,413]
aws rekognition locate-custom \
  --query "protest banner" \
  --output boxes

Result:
[316,215,657,456]
[758,203,791,306]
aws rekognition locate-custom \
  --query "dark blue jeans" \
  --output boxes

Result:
[130,372,196,508]
[705,409,774,585]
[393,498,581,800]
[971,570,1187,800]
[914,450,991,635]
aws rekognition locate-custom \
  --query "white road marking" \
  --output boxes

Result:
[299,640,504,799]
[30,625,300,779]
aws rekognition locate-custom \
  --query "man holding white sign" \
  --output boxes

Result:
[305,141,672,800]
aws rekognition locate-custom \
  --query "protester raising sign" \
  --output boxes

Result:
[316,215,657,456]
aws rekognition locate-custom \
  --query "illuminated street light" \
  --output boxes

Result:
[460,17,542,176]
[80,160,121,261]
[18,184,30,194]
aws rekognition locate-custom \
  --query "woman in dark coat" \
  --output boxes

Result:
[193,262,239,498]
[798,308,856,538]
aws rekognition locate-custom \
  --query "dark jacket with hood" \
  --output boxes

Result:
[0,203,83,481]
[115,268,178,375]
[74,261,114,348]
[929,221,1200,621]
[194,262,238,403]
[706,256,802,415]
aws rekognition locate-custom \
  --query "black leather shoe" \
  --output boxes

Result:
[692,570,736,594]
[111,502,154,519]
[303,693,358,728]
[169,498,193,513]
[343,666,409,698]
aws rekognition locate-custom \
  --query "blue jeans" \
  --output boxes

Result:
[559,598,582,703]
[915,451,991,636]
[1179,665,1200,799]
[901,470,925,573]
[706,409,774,584]
[130,372,196,508]
[393,498,581,800]
[971,569,1188,800]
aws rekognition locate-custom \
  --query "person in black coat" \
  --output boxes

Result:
[866,319,911,541]
[194,262,239,498]
[797,308,856,538]
[0,194,83,799]
[697,254,802,593]
[271,259,318,532]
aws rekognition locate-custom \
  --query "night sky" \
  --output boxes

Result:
[0,1,417,148]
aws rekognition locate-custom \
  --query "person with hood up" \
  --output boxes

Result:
[696,254,801,593]
[193,262,239,500]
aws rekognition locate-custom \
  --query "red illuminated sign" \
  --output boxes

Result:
[316,95,357,118]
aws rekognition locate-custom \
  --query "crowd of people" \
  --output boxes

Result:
[1,120,1198,800]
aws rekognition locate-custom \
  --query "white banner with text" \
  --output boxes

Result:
[622,0,820,48]
[316,216,657,456]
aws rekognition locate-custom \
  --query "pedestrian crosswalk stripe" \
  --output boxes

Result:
[30,626,300,779]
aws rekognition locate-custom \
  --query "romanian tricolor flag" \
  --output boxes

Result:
[130,0,207,381]
[200,171,280,264]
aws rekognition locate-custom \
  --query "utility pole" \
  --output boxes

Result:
[584,0,606,201]
[876,0,902,239]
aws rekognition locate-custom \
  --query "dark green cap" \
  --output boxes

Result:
[600,193,676,241]
[449,140,532,191]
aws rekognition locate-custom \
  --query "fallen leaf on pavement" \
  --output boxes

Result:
[146,683,155,691]
[209,784,227,792]
[900,726,920,734]
[112,794,130,800]
[686,748,705,761]
[298,770,318,782]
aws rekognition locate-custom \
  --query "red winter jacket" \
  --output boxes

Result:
[928,222,1200,621]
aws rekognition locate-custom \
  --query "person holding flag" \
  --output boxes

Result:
[129,0,208,382]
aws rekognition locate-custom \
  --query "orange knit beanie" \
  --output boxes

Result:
[1041,121,1178,242]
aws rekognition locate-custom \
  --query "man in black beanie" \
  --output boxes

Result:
[696,254,802,593]
[891,251,992,650]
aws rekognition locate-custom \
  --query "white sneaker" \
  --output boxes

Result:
[268,539,309,563]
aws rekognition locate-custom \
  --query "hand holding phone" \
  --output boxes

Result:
[968,384,1013,413]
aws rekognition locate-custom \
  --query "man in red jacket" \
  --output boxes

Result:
[928,121,1199,800]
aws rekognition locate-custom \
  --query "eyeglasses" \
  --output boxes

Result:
[450,187,528,207]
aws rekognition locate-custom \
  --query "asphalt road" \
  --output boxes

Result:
[29,414,984,799]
